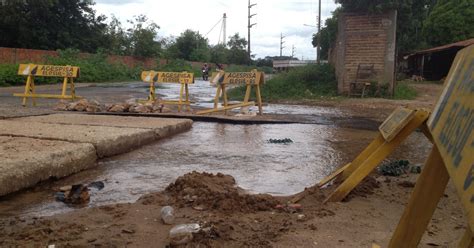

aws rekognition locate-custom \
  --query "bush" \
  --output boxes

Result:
[0,64,24,86]
[227,64,337,101]
[393,82,417,100]
[46,49,142,83]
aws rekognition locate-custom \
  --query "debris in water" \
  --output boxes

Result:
[378,160,410,176]
[88,181,105,190]
[55,184,90,204]
[268,138,293,144]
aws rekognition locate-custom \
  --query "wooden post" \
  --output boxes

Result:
[70,77,76,100]
[325,110,430,202]
[61,77,68,97]
[222,84,228,115]
[255,84,263,115]
[388,146,450,247]
[185,83,190,111]
[178,83,184,112]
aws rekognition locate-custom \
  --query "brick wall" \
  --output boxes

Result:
[331,11,397,95]
[0,47,167,69]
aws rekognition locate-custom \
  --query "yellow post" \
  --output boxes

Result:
[317,163,351,187]
[61,77,68,97]
[21,75,32,107]
[148,81,156,101]
[243,84,251,103]
[214,85,222,109]
[388,146,449,248]
[339,134,386,181]
[255,84,263,115]
[459,227,474,248]
[222,84,228,115]
[325,110,430,202]
[70,77,76,100]
[185,83,190,111]
[178,83,184,112]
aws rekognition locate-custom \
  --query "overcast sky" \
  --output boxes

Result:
[93,0,339,60]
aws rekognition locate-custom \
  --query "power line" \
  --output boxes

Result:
[280,33,285,57]
[248,0,257,63]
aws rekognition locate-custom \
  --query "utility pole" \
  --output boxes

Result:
[291,45,295,59]
[280,33,285,57]
[222,13,227,46]
[248,0,257,64]
[317,0,321,64]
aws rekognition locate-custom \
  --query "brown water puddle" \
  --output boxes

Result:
[0,121,432,218]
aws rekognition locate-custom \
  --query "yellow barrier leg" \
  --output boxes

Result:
[61,77,68,97]
[388,146,449,248]
[214,85,221,109]
[459,227,474,248]
[148,81,156,101]
[222,84,228,115]
[70,77,76,100]
[31,76,36,107]
[325,110,430,202]
[255,84,263,115]
[178,83,184,112]
[21,75,32,107]
[185,83,190,112]
[318,134,385,187]
[318,163,351,187]
[241,84,252,114]
[339,134,386,181]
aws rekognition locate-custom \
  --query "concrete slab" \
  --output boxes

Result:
[0,136,97,196]
[0,120,156,158]
[17,114,193,139]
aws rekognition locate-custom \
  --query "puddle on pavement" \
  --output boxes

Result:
[0,121,432,218]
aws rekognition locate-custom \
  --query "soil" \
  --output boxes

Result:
[0,81,465,247]
[0,171,466,247]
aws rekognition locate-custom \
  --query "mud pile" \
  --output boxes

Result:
[141,171,280,213]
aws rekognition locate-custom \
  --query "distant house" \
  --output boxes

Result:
[404,38,474,81]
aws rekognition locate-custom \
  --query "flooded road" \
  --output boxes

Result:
[0,80,433,218]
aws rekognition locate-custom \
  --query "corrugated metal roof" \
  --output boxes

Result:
[405,38,474,59]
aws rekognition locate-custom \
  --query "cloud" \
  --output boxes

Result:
[93,0,339,59]
[94,0,143,5]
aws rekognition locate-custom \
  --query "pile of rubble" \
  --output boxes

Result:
[54,99,172,114]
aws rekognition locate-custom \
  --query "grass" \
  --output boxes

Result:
[227,64,337,101]
[393,81,418,100]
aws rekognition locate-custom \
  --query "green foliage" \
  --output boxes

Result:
[313,8,341,60]
[333,0,443,54]
[155,59,201,76]
[227,33,250,65]
[0,64,24,86]
[393,82,418,100]
[227,64,337,101]
[45,49,141,83]
[0,0,108,53]
[422,0,474,46]
[166,30,210,61]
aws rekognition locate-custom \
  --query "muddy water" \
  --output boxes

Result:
[0,80,433,218]
[0,122,432,218]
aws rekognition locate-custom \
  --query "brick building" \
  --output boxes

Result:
[330,11,397,96]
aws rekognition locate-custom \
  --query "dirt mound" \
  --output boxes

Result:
[164,171,279,213]
[343,176,380,201]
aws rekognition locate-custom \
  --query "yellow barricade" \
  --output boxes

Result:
[197,69,265,115]
[141,71,194,112]
[315,45,474,247]
[13,64,81,106]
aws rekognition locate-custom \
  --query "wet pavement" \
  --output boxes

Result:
[0,80,433,218]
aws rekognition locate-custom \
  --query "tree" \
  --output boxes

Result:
[210,44,229,64]
[313,8,341,60]
[0,0,109,52]
[168,30,210,61]
[126,15,162,57]
[422,0,474,46]
[227,33,249,65]
[332,0,438,54]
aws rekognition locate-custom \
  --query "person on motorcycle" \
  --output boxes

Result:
[202,63,209,81]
